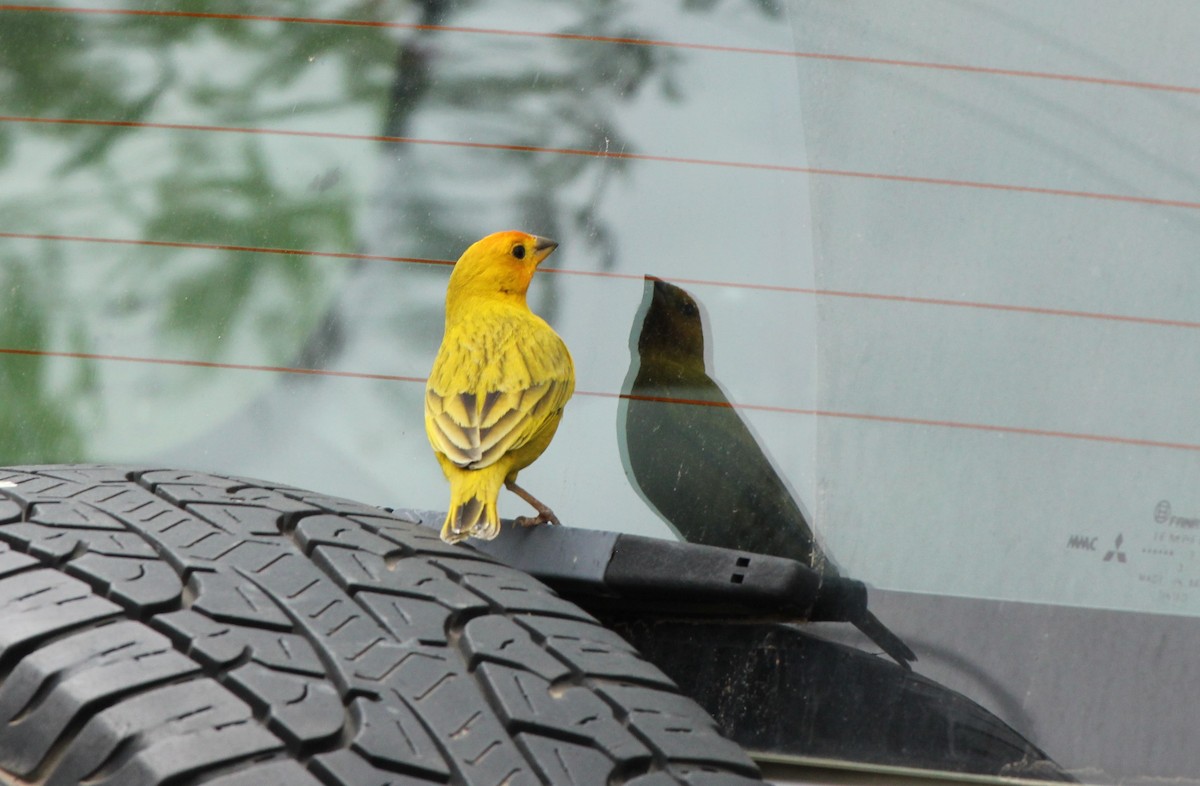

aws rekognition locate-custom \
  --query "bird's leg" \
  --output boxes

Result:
[505,480,561,528]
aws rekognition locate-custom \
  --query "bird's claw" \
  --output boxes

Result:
[503,480,561,529]
[513,511,561,529]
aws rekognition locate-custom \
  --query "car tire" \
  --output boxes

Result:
[0,465,761,786]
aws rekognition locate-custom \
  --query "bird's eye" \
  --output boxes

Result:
[512,245,526,260]
[682,302,698,317]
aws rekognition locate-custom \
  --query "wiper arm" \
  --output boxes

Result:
[409,512,870,624]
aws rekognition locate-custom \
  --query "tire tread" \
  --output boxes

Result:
[0,465,759,785]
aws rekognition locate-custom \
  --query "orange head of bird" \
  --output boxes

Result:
[447,230,558,302]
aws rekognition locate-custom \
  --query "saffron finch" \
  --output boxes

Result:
[426,231,575,543]
[619,277,916,668]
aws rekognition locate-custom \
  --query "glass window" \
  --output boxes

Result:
[2,1,1199,783]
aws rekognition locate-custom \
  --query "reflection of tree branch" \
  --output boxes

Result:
[369,0,687,266]
[56,55,177,175]
[0,0,775,462]
[573,154,620,270]
[383,0,448,139]
[383,43,435,139]
[684,0,784,16]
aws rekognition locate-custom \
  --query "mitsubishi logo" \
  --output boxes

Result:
[1103,534,1127,564]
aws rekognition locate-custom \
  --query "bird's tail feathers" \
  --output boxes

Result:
[440,472,503,543]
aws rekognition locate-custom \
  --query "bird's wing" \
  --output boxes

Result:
[426,324,573,470]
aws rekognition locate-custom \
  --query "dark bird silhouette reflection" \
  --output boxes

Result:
[618,276,916,668]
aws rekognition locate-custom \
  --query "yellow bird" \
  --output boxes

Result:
[425,231,575,543]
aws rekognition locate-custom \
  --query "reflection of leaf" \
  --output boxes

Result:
[56,58,178,175]
[0,128,12,170]
[146,139,353,359]
[118,9,264,47]
[0,255,86,463]
[0,11,100,115]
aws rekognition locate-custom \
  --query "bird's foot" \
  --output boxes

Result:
[505,480,561,529]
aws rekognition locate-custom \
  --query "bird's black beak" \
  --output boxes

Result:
[531,236,558,265]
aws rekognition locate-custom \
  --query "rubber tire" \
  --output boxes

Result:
[0,465,761,786]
